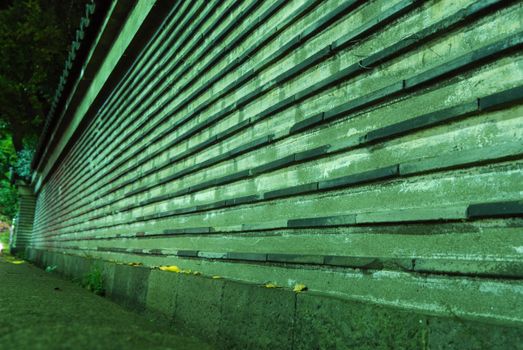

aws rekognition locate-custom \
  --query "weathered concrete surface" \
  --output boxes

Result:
[0,255,211,350]
[23,1,523,348]
[25,249,523,349]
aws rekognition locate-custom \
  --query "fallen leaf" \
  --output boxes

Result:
[293,283,308,293]
[159,265,181,273]
[264,283,278,288]
[128,262,142,266]
[212,275,222,279]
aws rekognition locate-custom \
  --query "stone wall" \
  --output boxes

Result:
[27,0,523,348]
[11,182,36,254]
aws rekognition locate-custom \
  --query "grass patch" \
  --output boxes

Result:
[82,264,105,296]
[0,229,9,255]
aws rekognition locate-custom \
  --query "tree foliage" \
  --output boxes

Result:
[0,121,17,221]
[0,0,84,151]
[0,0,84,219]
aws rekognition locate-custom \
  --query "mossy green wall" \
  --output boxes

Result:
[11,183,36,253]
[27,0,523,347]
[28,249,523,349]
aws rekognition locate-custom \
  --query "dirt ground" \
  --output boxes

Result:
[0,254,212,350]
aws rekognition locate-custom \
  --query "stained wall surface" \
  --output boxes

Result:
[11,184,36,253]
[26,0,523,346]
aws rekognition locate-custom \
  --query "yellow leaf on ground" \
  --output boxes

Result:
[159,265,181,273]
[212,275,222,279]
[128,262,142,266]
[264,283,278,288]
[293,283,307,293]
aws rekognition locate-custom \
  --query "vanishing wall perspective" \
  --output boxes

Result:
[19,0,523,348]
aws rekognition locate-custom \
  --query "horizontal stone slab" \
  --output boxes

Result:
[163,227,213,235]
[213,119,251,141]
[227,252,268,262]
[225,195,260,206]
[267,254,324,265]
[228,135,274,157]
[251,155,296,175]
[177,250,199,257]
[323,256,384,269]
[197,251,227,259]
[365,102,478,143]
[242,220,287,231]
[195,200,228,211]
[235,87,264,108]
[287,215,356,228]
[319,165,399,190]
[215,169,252,186]
[405,31,523,89]
[274,46,332,84]
[400,142,523,175]
[332,0,419,52]
[479,85,523,111]
[146,248,165,255]
[356,206,467,223]
[323,81,405,121]
[263,182,319,200]
[189,179,218,193]
[289,113,324,134]
[294,145,331,162]
[467,201,523,218]
[302,0,359,43]
[295,63,362,102]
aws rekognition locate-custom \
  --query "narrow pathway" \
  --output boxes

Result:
[0,255,211,350]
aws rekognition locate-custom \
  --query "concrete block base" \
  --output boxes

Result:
[26,248,523,350]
